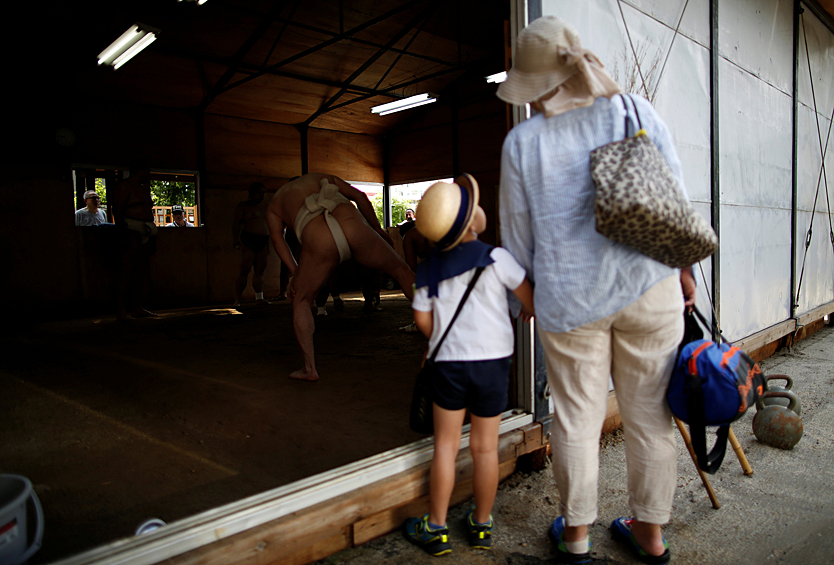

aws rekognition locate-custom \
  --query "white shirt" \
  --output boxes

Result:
[412,247,526,361]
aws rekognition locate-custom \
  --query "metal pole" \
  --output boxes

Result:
[791,1,801,318]
[383,135,391,228]
[710,0,721,341]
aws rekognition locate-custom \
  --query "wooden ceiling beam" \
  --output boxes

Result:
[156,45,404,99]
[199,0,291,111]
[259,0,302,69]
[216,3,459,68]
[372,2,437,91]
[220,0,429,95]
[273,17,461,68]
[314,64,468,116]
[304,0,442,126]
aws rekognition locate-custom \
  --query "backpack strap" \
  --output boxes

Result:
[686,350,730,474]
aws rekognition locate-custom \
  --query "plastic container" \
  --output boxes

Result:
[0,475,43,565]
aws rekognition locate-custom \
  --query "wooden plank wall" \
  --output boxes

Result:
[73,100,199,171]
[204,114,301,180]
[309,128,384,182]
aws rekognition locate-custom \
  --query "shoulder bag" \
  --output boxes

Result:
[590,94,718,269]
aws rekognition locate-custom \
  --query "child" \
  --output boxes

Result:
[403,174,535,556]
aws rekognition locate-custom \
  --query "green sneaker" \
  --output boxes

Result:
[465,507,494,549]
[403,514,452,556]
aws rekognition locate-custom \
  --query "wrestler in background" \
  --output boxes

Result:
[267,173,416,381]
[112,162,157,321]
[233,182,272,308]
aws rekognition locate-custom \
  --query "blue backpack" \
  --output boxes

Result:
[667,306,766,474]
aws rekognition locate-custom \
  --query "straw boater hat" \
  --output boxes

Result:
[496,16,620,111]
[415,173,479,251]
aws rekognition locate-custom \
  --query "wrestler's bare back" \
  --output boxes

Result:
[267,173,345,231]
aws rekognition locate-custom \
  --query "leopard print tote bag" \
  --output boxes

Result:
[590,95,717,269]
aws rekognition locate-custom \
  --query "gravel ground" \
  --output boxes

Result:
[315,323,834,565]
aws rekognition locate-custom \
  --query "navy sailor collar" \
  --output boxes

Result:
[415,240,495,297]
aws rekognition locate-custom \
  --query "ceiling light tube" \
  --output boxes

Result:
[370,93,437,115]
[112,33,157,69]
[377,98,437,115]
[98,23,160,69]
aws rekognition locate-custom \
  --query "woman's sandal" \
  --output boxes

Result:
[548,516,591,564]
[610,517,670,565]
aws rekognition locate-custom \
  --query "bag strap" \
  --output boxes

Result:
[426,267,485,362]
[691,304,731,346]
[620,94,644,138]
[682,323,729,474]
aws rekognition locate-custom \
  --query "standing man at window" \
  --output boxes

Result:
[75,190,107,226]
[166,205,194,227]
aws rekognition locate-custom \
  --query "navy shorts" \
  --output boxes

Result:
[432,356,511,418]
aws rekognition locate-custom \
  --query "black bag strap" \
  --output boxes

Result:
[682,305,730,474]
[620,94,643,139]
[691,304,731,346]
[686,363,730,474]
[426,267,485,362]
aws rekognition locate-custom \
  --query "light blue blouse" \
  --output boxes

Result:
[499,95,684,333]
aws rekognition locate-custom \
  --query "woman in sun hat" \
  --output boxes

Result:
[497,16,696,565]
[402,174,534,556]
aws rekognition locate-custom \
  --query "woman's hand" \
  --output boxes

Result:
[681,267,696,313]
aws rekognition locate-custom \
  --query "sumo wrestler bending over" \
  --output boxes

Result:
[267,173,415,381]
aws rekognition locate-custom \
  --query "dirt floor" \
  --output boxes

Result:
[1,291,428,564]
[6,296,833,565]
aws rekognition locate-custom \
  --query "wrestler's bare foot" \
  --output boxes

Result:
[132,308,158,318]
[273,293,287,301]
[289,369,319,382]
[256,298,269,305]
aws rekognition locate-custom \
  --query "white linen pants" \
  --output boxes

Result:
[539,275,683,526]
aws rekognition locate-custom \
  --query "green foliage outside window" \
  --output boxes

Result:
[371,194,412,227]
[150,180,196,207]
[94,178,107,205]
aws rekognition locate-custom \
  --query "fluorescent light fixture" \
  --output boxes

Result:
[370,93,437,116]
[97,24,160,69]
[485,72,507,84]
[178,0,208,4]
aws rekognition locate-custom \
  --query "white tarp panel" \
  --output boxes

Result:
[718,56,793,339]
[795,8,834,314]
[717,0,794,340]
[718,0,794,93]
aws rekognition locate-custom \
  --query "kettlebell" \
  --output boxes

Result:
[752,390,803,450]
[757,374,801,416]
